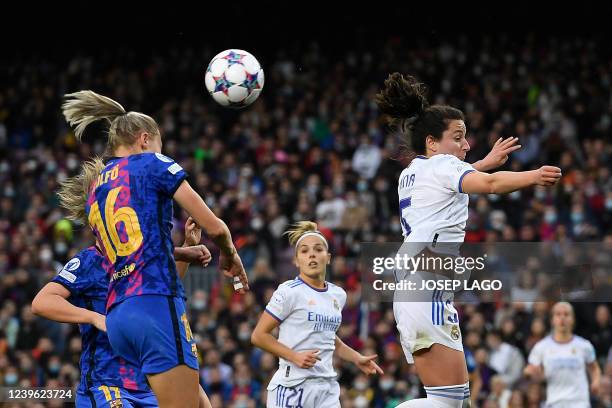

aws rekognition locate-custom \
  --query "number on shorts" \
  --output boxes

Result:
[181,313,193,341]
[98,385,121,401]
[276,386,304,408]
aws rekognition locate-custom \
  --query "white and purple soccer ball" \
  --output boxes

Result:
[205,49,264,108]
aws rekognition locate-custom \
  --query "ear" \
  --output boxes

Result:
[426,135,438,153]
[327,253,331,265]
[140,132,151,147]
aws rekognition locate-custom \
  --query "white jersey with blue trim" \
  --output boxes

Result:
[528,335,596,407]
[265,278,346,389]
[397,154,475,243]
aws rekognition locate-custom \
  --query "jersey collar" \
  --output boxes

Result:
[297,276,328,292]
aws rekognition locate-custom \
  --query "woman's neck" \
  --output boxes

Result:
[299,273,326,289]
[114,145,142,157]
[553,330,573,343]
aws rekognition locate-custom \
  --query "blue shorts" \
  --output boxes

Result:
[106,295,199,375]
[76,386,158,407]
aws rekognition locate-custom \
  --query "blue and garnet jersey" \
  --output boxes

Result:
[84,152,188,311]
[52,247,151,393]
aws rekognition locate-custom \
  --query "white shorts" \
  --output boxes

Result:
[393,288,463,363]
[266,378,340,408]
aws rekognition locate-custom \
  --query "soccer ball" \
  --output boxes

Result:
[205,49,264,108]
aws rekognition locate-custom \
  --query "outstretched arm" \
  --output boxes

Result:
[461,166,561,195]
[334,336,384,376]
[173,181,249,293]
[471,136,522,172]
[32,283,106,332]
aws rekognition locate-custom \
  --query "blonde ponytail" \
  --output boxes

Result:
[62,91,126,141]
[57,157,105,224]
[62,90,160,152]
[285,221,320,246]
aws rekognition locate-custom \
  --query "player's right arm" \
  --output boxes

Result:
[250,312,320,369]
[251,285,320,369]
[523,363,545,382]
[173,181,248,292]
[524,342,545,382]
[31,283,106,332]
[461,166,562,195]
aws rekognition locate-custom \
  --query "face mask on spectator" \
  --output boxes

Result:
[357,181,368,192]
[390,221,401,233]
[234,401,249,408]
[251,217,264,231]
[238,331,250,342]
[54,241,67,255]
[236,378,250,387]
[380,379,395,391]
[354,395,369,408]
[606,199,612,210]
[191,300,205,311]
[571,212,584,223]
[354,380,368,391]
[4,185,14,198]
[544,211,557,224]
[66,157,78,170]
[46,161,57,172]
[508,190,521,201]
[49,363,61,374]
[534,189,547,200]
[40,248,53,263]
[4,373,18,385]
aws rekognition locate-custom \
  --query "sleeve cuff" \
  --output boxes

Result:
[458,169,475,193]
[168,173,188,197]
[264,308,283,323]
[50,279,74,295]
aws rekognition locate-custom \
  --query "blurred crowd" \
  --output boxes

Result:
[0,32,611,407]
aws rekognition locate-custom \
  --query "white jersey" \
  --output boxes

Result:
[265,278,346,389]
[398,154,475,243]
[528,335,596,407]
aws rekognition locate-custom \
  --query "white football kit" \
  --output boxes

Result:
[393,154,475,363]
[528,335,596,408]
[265,277,346,408]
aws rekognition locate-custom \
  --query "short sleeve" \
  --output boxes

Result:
[527,341,544,365]
[51,255,88,295]
[432,154,475,193]
[582,340,596,364]
[150,153,188,197]
[265,285,295,323]
[339,288,347,309]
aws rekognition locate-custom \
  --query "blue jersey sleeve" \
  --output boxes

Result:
[150,153,188,197]
[51,251,94,295]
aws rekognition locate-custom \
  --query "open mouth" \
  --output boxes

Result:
[308,261,318,267]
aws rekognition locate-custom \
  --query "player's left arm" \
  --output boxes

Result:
[334,336,383,376]
[471,137,521,172]
[32,283,106,332]
[587,361,602,395]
